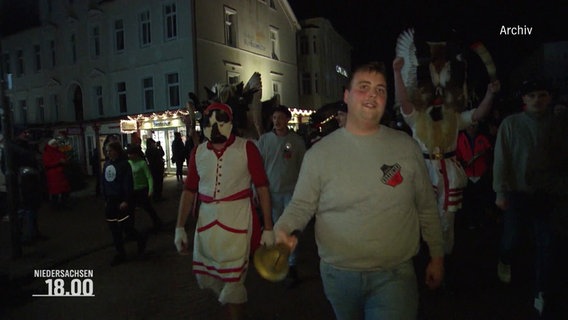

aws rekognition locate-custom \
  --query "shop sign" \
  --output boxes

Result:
[153,120,171,127]
[120,120,138,133]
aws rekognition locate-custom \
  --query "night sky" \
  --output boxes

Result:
[288,0,566,84]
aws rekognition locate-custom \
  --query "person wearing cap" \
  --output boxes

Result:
[493,79,555,316]
[174,103,273,319]
[126,144,162,232]
[257,105,306,287]
[42,138,71,210]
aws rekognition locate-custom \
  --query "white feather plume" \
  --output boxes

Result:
[395,29,419,96]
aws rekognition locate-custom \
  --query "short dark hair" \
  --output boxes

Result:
[272,105,292,119]
[346,61,386,89]
[126,143,142,154]
[106,141,125,157]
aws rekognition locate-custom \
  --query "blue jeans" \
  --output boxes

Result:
[500,192,552,293]
[271,192,296,266]
[320,260,418,320]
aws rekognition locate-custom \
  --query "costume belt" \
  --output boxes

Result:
[423,151,456,160]
[198,189,252,203]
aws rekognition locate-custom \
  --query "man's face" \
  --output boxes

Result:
[522,90,551,113]
[343,71,387,126]
[202,110,233,144]
[272,111,290,131]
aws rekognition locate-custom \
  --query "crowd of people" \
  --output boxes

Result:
[172,56,566,320]
[98,133,181,266]
[1,50,565,320]
[1,129,74,245]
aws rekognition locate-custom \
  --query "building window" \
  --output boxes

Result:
[71,34,77,64]
[50,40,56,67]
[143,77,154,110]
[272,80,281,97]
[117,82,127,113]
[114,19,125,52]
[300,36,308,55]
[34,45,42,72]
[224,7,237,48]
[227,71,240,86]
[94,86,104,116]
[312,36,317,54]
[301,72,312,95]
[269,0,276,9]
[19,100,28,124]
[51,94,60,121]
[164,3,177,40]
[270,27,279,60]
[139,10,152,46]
[2,53,10,74]
[314,73,319,94]
[36,97,45,122]
[166,73,180,107]
[90,25,101,58]
[16,49,24,76]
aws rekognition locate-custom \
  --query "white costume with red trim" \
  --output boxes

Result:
[403,107,472,253]
[186,135,266,304]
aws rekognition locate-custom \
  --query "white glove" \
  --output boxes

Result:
[174,227,188,254]
[260,230,275,247]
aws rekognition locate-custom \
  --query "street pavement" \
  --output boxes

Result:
[0,175,565,319]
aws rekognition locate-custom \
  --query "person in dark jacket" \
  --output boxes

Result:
[145,138,165,201]
[101,141,146,266]
[171,132,186,182]
[1,126,45,244]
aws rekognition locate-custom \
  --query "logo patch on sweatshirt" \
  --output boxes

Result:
[380,163,403,187]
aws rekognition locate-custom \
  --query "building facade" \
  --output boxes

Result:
[296,17,351,110]
[1,0,300,174]
[194,0,300,107]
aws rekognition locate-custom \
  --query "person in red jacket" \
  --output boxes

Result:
[456,124,492,230]
[42,139,71,210]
